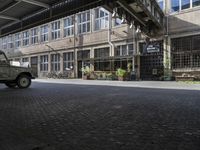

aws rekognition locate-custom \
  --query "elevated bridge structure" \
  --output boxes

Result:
[0,0,164,37]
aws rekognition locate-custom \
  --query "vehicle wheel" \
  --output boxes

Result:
[17,75,31,89]
[5,82,17,88]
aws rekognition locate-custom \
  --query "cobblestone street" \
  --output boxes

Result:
[0,81,200,150]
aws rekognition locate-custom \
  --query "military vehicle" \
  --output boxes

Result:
[0,50,36,88]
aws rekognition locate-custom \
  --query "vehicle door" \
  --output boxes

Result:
[0,53,10,80]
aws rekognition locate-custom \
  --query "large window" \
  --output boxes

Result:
[63,52,74,71]
[94,47,110,58]
[157,0,164,10]
[77,50,90,60]
[7,35,14,49]
[64,16,74,37]
[2,37,7,49]
[172,35,200,69]
[40,55,48,71]
[181,0,190,9]
[31,28,39,44]
[22,31,29,46]
[51,54,60,71]
[94,8,109,31]
[77,11,91,34]
[15,33,21,48]
[193,0,200,7]
[51,21,61,40]
[171,0,180,12]
[41,25,49,42]
[115,44,134,56]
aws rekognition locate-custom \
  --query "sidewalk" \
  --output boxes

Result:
[34,79,200,91]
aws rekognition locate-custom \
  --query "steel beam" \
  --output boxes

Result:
[16,0,50,8]
[0,15,20,21]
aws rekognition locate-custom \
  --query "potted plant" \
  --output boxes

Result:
[116,68,127,81]
[81,66,91,80]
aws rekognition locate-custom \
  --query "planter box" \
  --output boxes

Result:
[176,76,195,81]
[82,75,90,80]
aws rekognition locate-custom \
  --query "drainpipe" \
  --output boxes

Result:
[108,13,114,71]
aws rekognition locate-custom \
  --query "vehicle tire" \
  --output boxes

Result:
[17,75,31,89]
[5,82,17,88]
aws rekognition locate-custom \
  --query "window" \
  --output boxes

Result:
[94,47,110,58]
[22,31,29,46]
[22,57,29,62]
[171,0,180,12]
[115,44,134,56]
[7,35,14,49]
[15,33,21,48]
[40,55,48,71]
[31,28,39,44]
[63,52,74,71]
[77,11,91,34]
[64,16,74,37]
[157,0,164,10]
[113,18,122,26]
[77,50,90,60]
[193,0,200,7]
[181,0,190,9]
[94,7,109,31]
[41,25,49,42]
[51,54,60,71]
[51,21,61,40]
[2,37,7,49]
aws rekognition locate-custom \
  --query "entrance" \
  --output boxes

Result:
[78,61,90,78]
[31,56,38,77]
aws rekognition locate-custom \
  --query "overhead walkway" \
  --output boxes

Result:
[0,0,164,37]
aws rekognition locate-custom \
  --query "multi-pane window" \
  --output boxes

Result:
[7,35,14,49]
[22,31,29,46]
[193,0,200,7]
[2,37,7,49]
[15,33,21,48]
[63,52,74,71]
[171,0,180,12]
[94,8,109,31]
[113,18,122,26]
[94,47,110,58]
[31,28,39,44]
[157,0,164,10]
[77,50,90,60]
[22,57,29,62]
[171,0,200,12]
[63,16,74,37]
[181,0,190,9]
[40,55,48,71]
[77,11,91,34]
[115,44,134,56]
[51,21,61,40]
[51,54,60,71]
[41,25,49,42]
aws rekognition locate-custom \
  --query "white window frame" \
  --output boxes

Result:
[115,43,134,56]
[22,31,29,46]
[63,52,74,71]
[15,33,21,48]
[7,35,14,49]
[77,10,91,34]
[51,54,60,72]
[40,55,48,72]
[41,24,49,42]
[51,21,61,40]
[94,7,109,31]
[31,28,39,44]
[63,16,74,37]
[2,36,7,50]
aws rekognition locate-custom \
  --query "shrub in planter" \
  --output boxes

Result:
[81,66,91,80]
[116,68,127,81]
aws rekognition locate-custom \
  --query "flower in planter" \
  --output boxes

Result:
[116,68,127,81]
[81,66,91,79]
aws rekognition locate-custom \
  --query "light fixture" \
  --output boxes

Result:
[136,25,141,33]
[112,8,119,18]
[129,21,135,29]
[121,14,126,24]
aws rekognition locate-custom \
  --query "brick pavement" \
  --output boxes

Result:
[0,82,200,150]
